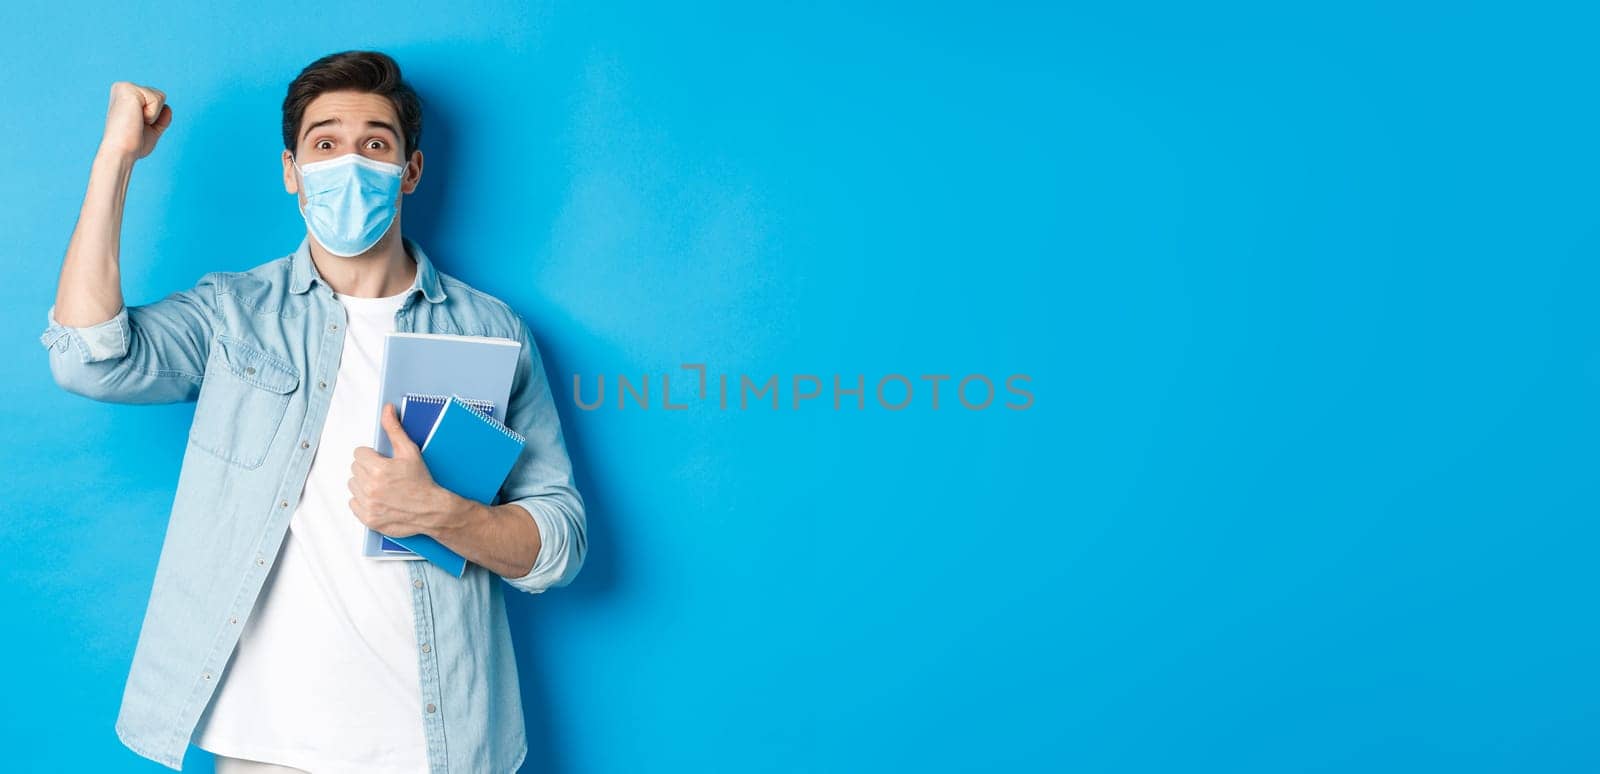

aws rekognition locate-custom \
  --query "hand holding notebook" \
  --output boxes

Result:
[375,393,497,556]
[377,393,528,576]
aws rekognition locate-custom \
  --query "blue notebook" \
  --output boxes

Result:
[363,331,522,572]
[421,394,528,504]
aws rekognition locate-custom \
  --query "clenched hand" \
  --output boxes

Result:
[101,81,172,161]
[349,403,463,538]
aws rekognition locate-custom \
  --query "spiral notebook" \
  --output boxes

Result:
[420,394,528,504]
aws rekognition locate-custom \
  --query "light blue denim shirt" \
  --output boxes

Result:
[38,235,587,772]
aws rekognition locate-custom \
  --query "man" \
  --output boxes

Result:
[39,51,586,773]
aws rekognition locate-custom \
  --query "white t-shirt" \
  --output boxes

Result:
[195,288,429,773]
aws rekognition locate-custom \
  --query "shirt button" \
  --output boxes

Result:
[300,440,310,449]
[426,703,436,714]
[229,617,238,625]
[420,643,431,653]
[255,557,265,567]
[202,672,212,681]
[245,366,256,375]
[329,323,338,331]
[413,579,424,589]
[280,500,289,508]
[319,380,328,389]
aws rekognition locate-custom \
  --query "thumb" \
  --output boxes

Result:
[383,403,419,457]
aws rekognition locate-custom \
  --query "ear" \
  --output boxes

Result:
[401,149,424,194]
[283,150,300,196]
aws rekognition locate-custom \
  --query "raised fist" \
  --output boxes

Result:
[101,81,172,161]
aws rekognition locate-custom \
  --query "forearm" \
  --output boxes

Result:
[430,494,542,579]
[55,146,134,327]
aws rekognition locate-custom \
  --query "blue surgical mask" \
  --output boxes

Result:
[292,152,406,257]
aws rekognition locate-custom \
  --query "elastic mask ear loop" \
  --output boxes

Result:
[295,153,320,183]
[291,153,310,216]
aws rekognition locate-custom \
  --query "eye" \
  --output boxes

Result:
[315,139,333,151]
[366,139,387,150]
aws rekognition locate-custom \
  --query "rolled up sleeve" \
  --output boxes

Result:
[40,273,220,404]
[497,314,587,594]
[42,303,132,363]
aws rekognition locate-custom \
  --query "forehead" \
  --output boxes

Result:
[299,90,399,137]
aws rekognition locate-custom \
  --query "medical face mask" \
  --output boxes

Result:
[292,152,406,257]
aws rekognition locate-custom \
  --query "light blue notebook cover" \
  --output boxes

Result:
[363,332,522,574]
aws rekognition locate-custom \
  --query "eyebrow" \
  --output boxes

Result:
[301,117,400,141]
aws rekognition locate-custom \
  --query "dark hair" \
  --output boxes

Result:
[282,50,422,158]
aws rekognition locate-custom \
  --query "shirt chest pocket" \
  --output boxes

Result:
[189,333,301,469]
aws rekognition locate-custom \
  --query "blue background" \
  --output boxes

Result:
[3,1,1596,772]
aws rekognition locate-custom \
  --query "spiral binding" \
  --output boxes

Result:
[451,394,526,445]
[405,392,496,417]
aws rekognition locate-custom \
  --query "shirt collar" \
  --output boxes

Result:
[288,234,447,303]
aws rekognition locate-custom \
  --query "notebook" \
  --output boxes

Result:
[363,331,522,572]
[420,394,528,504]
